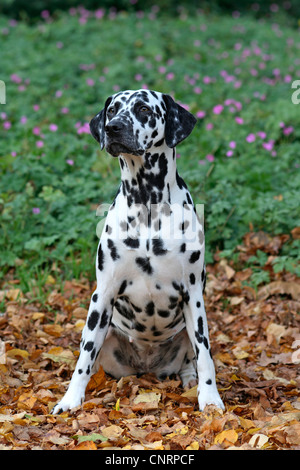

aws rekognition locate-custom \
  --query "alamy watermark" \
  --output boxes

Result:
[291,80,300,104]
[95,202,205,251]
[0,80,6,104]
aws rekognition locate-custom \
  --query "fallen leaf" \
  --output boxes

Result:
[258,281,300,300]
[214,429,238,445]
[101,425,124,440]
[74,440,97,450]
[249,433,269,448]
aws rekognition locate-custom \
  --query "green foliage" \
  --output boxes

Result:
[0,7,299,288]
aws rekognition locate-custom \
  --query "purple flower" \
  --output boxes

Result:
[283,126,294,136]
[213,104,224,115]
[226,150,234,157]
[206,154,215,162]
[49,124,58,132]
[36,140,44,148]
[246,133,256,143]
[196,110,206,118]
[32,208,41,214]
[66,159,74,165]
[235,117,244,124]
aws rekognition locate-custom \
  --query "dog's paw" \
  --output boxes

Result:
[198,386,225,412]
[51,391,84,415]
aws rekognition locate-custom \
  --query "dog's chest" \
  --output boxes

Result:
[98,186,204,342]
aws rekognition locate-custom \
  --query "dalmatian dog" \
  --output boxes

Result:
[52,89,224,414]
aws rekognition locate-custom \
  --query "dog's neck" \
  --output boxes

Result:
[118,145,179,207]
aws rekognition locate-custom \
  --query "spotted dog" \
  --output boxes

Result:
[52,89,224,414]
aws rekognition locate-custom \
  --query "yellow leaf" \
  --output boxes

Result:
[31,312,45,321]
[233,349,249,360]
[186,441,200,450]
[46,274,56,285]
[181,385,197,398]
[115,397,120,411]
[239,417,255,430]
[6,348,29,359]
[214,429,238,445]
[43,324,63,337]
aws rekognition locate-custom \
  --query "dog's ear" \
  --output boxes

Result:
[89,96,113,149]
[162,94,197,148]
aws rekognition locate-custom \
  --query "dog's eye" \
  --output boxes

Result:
[107,107,115,116]
[140,106,150,113]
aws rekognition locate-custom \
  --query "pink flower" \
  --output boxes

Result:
[11,151,17,157]
[229,141,236,149]
[77,122,90,134]
[20,116,27,124]
[32,207,41,214]
[166,72,174,81]
[66,159,74,165]
[33,104,40,111]
[283,126,294,136]
[226,150,234,157]
[213,104,224,115]
[203,76,211,84]
[135,74,143,81]
[3,121,11,129]
[10,74,22,83]
[206,154,215,162]
[206,123,214,131]
[49,124,58,132]
[246,133,256,143]
[194,87,202,94]
[33,127,40,135]
[257,131,266,139]
[196,110,206,118]
[235,117,244,124]
[36,140,44,148]
[86,78,95,86]
[262,140,274,151]
[61,107,69,114]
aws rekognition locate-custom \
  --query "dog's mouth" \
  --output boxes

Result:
[106,142,144,158]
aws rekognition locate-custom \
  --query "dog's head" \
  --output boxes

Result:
[89,89,197,157]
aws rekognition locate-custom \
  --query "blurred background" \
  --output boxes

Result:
[0,0,299,294]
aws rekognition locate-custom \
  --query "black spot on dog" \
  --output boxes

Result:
[97,243,104,271]
[145,301,155,316]
[84,341,94,352]
[100,309,109,329]
[87,310,100,331]
[107,238,120,261]
[136,256,153,275]
[189,250,200,263]
[118,280,127,296]
[124,237,140,249]
[92,293,98,303]
[152,238,167,255]
[189,273,196,285]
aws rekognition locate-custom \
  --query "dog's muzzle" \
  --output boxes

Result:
[105,119,143,157]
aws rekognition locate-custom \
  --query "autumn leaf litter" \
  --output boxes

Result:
[0,231,299,450]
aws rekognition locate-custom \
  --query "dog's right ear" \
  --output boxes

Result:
[89,96,112,149]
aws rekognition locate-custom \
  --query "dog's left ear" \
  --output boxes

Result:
[162,94,197,148]
[89,96,112,149]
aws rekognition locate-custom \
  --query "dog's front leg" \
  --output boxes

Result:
[52,288,113,414]
[184,287,224,411]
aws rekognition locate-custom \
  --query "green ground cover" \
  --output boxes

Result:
[0,6,299,293]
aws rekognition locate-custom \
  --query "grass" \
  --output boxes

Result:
[0,6,299,291]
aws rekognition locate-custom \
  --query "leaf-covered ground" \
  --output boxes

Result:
[0,230,299,450]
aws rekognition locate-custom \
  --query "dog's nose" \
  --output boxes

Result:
[105,120,126,134]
